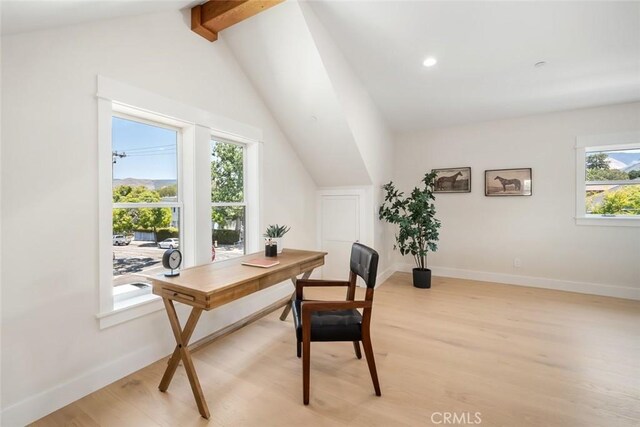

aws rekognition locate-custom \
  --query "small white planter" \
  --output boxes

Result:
[272,237,284,254]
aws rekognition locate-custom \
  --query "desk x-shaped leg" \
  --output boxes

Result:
[159,298,210,419]
[279,270,313,321]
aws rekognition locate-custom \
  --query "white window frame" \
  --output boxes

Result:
[211,138,248,259]
[111,112,184,296]
[575,132,640,227]
[96,76,262,328]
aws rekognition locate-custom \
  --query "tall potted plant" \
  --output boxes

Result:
[379,171,441,288]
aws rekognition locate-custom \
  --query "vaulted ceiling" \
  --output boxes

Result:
[3,0,638,145]
[308,1,640,131]
[223,1,390,187]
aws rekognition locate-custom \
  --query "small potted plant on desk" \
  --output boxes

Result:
[379,171,441,288]
[263,224,290,255]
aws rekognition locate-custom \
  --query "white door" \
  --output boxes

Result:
[319,194,360,280]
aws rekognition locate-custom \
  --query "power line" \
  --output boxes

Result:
[116,144,175,152]
[125,152,176,157]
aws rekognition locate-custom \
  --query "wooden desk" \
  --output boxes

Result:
[142,249,326,419]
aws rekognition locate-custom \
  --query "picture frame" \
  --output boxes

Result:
[485,168,532,196]
[432,167,471,193]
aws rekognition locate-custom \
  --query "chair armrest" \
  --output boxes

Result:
[297,279,350,287]
[301,300,371,315]
[296,279,350,300]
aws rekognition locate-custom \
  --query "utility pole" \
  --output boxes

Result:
[112,151,126,179]
[112,151,127,164]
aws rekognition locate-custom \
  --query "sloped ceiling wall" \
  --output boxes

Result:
[298,1,395,269]
[300,1,394,188]
[222,1,371,187]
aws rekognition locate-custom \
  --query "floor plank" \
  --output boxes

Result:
[32,274,640,426]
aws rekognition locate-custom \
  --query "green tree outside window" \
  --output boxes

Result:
[211,141,244,230]
[112,185,172,242]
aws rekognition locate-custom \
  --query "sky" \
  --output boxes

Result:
[112,116,177,180]
[599,149,640,171]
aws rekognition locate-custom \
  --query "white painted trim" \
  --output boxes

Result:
[97,75,263,142]
[575,132,640,226]
[96,77,264,322]
[193,125,213,266]
[316,187,373,282]
[246,142,262,254]
[97,295,164,329]
[316,186,374,248]
[0,12,3,411]
[97,98,114,314]
[112,202,181,209]
[575,216,640,227]
[375,266,394,288]
[575,144,587,222]
[395,263,640,300]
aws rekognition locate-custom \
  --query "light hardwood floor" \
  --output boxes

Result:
[33,274,640,426]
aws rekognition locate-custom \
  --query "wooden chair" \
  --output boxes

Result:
[292,242,381,404]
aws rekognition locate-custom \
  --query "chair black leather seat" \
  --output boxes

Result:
[292,300,362,342]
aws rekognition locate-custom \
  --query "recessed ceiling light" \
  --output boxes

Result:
[423,57,437,67]
[534,61,547,68]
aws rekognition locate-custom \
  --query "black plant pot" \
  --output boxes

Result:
[412,268,431,289]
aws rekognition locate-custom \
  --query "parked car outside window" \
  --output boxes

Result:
[112,235,131,246]
[158,238,179,249]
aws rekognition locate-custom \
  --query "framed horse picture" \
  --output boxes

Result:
[432,167,471,193]
[485,168,532,196]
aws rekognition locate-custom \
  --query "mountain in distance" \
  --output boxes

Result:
[608,152,640,168]
[113,178,176,190]
[606,157,627,170]
[624,162,640,172]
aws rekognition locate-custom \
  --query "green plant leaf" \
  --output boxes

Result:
[378,171,440,269]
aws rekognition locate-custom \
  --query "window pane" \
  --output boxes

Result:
[585,149,640,182]
[211,206,245,262]
[112,116,178,202]
[113,208,180,287]
[586,184,640,216]
[211,139,244,203]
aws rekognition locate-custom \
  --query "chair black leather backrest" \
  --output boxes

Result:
[350,243,379,289]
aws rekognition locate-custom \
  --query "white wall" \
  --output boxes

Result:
[300,2,395,277]
[1,10,317,425]
[0,5,3,415]
[394,102,640,298]
[223,1,372,187]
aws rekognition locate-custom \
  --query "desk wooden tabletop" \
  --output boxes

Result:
[139,249,326,310]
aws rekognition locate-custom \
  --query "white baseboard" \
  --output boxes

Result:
[394,263,640,300]
[375,266,395,288]
[1,340,171,426]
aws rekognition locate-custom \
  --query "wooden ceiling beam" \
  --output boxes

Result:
[191,0,284,42]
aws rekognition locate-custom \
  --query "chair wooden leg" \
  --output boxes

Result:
[353,341,362,359]
[361,333,381,396]
[302,336,311,404]
[297,340,302,358]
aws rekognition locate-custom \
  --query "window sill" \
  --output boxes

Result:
[96,293,164,329]
[576,216,640,227]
